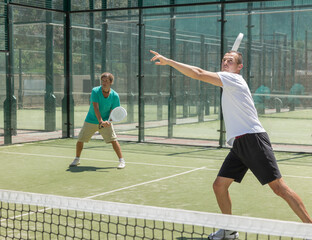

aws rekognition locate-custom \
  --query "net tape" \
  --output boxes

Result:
[0,189,312,239]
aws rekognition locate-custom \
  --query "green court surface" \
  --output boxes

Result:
[0,139,311,223]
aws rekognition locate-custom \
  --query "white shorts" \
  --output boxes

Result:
[78,122,117,143]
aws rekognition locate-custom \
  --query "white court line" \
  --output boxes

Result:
[0,150,219,170]
[85,167,206,199]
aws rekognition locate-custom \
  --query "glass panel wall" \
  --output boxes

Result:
[6,5,65,144]
[141,4,222,144]
[71,9,139,141]
[225,2,312,146]
[1,1,311,150]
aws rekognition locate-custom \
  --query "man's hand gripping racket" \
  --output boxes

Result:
[99,106,127,129]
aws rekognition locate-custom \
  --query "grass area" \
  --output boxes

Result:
[261,117,312,144]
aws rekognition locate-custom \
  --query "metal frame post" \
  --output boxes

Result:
[138,0,145,142]
[218,1,226,147]
[182,41,189,118]
[168,0,176,138]
[259,2,264,86]
[89,0,95,88]
[127,0,134,123]
[62,0,74,137]
[291,0,295,86]
[45,0,56,131]
[198,34,205,122]
[101,0,108,72]
[4,1,17,144]
[156,38,163,121]
[18,48,23,109]
[246,2,253,88]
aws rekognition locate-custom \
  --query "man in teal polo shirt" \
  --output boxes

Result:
[70,72,125,169]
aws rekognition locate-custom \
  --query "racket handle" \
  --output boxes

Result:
[99,120,104,129]
[99,121,112,129]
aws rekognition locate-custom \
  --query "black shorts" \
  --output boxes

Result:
[218,132,282,185]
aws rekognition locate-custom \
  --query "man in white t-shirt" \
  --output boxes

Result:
[150,50,312,239]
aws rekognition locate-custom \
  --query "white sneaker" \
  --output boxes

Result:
[117,160,125,169]
[208,229,239,240]
[69,157,80,167]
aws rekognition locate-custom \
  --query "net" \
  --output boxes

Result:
[0,189,312,240]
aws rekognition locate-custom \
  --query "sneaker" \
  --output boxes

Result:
[117,160,126,169]
[69,157,80,167]
[208,229,239,240]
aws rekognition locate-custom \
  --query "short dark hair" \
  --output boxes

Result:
[101,72,114,84]
[228,50,243,65]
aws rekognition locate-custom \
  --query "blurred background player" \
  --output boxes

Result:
[70,72,125,169]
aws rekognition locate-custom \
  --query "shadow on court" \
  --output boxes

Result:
[66,166,116,173]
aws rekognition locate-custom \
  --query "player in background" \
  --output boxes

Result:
[70,72,125,169]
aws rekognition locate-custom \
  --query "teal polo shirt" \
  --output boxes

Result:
[85,86,120,124]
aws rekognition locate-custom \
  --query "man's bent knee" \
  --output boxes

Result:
[212,177,233,194]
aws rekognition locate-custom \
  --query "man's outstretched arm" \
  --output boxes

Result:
[150,50,222,87]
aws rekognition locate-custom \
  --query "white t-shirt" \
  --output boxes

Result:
[217,71,265,146]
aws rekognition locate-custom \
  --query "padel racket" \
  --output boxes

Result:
[99,106,127,129]
[232,33,244,51]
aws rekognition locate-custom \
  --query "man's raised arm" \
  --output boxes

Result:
[150,50,222,87]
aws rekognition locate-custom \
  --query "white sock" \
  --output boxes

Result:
[75,157,80,160]
[119,158,124,162]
